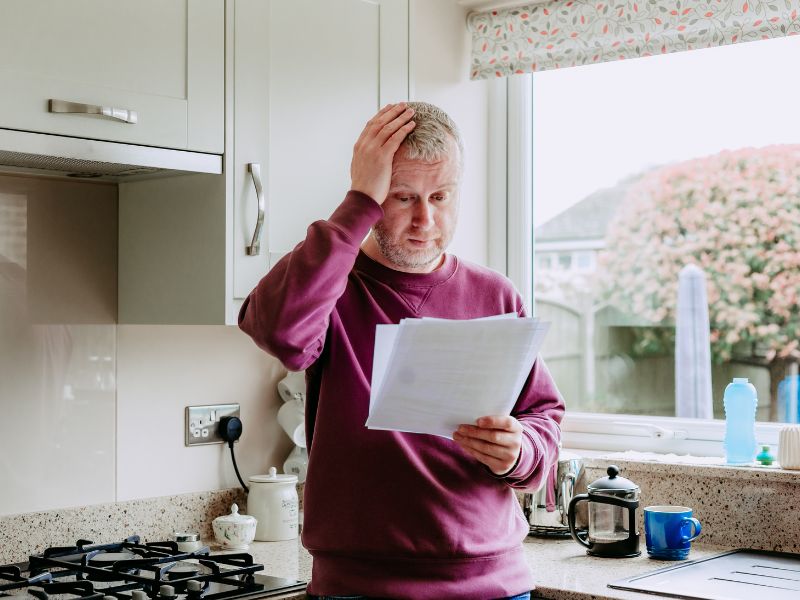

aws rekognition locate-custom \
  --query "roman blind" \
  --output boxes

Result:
[468,0,800,79]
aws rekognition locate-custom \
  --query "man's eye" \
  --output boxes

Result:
[396,196,412,203]
[432,194,447,202]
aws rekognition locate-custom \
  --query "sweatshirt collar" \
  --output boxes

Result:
[354,250,457,287]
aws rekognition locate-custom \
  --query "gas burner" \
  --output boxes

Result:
[165,567,201,582]
[1,537,305,600]
[87,553,138,567]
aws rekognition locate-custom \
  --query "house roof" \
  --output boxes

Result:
[534,175,643,242]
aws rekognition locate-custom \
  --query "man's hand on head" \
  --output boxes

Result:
[453,416,523,476]
[350,103,416,205]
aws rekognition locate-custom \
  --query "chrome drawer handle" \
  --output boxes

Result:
[48,99,138,124]
[246,163,265,256]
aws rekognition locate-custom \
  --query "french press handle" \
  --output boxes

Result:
[568,494,640,549]
[567,493,591,548]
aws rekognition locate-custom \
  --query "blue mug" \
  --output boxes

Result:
[643,505,702,560]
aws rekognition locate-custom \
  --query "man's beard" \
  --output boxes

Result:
[371,222,449,270]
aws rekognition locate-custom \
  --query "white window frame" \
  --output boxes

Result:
[495,73,786,455]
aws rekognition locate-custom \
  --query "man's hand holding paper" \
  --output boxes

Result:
[453,415,523,475]
[366,315,550,440]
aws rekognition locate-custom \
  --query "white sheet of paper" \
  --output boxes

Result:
[370,313,519,410]
[366,316,549,438]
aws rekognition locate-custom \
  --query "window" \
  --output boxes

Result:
[575,252,593,271]
[537,254,553,271]
[516,36,800,452]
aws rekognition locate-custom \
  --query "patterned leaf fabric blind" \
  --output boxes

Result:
[468,0,800,79]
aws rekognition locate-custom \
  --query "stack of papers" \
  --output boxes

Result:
[366,314,549,438]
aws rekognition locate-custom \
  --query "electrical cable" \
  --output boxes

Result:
[218,416,249,493]
[227,442,249,493]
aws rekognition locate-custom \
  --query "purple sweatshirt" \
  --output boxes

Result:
[239,191,564,599]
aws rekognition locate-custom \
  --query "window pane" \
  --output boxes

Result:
[532,37,800,423]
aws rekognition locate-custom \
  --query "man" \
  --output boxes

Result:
[239,102,564,600]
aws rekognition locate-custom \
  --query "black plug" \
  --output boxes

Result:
[218,416,248,493]
[218,416,243,445]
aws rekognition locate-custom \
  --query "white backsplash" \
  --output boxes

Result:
[0,174,292,516]
[0,175,117,515]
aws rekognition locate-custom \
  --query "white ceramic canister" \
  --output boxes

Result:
[248,467,299,541]
[778,425,800,469]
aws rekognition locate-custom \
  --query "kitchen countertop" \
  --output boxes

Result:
[216,535,732,599]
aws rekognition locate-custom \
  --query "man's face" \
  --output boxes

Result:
[371,138,460,273]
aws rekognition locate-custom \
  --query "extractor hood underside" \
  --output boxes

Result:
[0,128,222,182]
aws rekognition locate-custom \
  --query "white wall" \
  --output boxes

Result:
[116,325,292,500]
[411,0,490,266]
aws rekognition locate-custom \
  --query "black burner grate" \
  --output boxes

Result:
[0,536,304,600]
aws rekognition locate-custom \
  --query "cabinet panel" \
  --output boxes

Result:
[118,0,408,325]
[232,0,409,305]
[0,0,223,153]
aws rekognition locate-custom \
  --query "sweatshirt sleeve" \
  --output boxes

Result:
[501,355,565,491]
[238,191,383,371]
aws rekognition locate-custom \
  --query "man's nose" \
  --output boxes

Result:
[412,199,434,229]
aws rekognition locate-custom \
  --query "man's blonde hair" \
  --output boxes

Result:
[402,101,463,165]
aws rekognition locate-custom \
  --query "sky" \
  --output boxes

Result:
[532,35,800,228]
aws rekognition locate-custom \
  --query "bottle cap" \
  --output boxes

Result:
[756,445,774,465]
[733,377,749,383]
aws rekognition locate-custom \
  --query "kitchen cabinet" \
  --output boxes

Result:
[118,0,409,324]
[0,0,223,153]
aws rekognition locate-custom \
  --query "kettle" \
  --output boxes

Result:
[522,449,583,536]
[567,465,640,557]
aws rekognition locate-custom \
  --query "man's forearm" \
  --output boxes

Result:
[238,191,382,370]
[502,358,565,490]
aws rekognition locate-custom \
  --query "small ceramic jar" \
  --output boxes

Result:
[212,503,257,549]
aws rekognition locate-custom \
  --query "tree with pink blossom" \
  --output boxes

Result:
[599,145,800,418]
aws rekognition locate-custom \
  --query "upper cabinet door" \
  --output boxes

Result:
[0,0,224,153]
[231,0,409,307]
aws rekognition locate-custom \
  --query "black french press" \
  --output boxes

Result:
[567,465,640,558]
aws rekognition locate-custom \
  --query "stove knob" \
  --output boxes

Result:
[186,581,202,593]
[104,596,117,600]
[132,592,149,600]
[159,585,176,599]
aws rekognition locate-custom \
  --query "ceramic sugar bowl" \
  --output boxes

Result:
[212,503,257,549]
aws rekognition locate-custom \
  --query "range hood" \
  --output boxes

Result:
[0,128,222,182]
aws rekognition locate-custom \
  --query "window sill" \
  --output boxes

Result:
[561,412,786,456]
[571,448,800,482]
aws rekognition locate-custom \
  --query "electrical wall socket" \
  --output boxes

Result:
[185,404,240,446]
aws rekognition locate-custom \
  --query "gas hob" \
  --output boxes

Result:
[0,536,306,600]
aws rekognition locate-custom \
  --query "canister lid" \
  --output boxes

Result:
[249,466,298,484]
[174,532,199,542]
[212,503,256,525]
[587,465,639,492]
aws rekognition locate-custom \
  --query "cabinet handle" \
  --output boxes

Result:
[48,99,138,124]
[246,163,265,256]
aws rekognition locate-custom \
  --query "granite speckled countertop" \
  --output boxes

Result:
[214,535,731,600]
